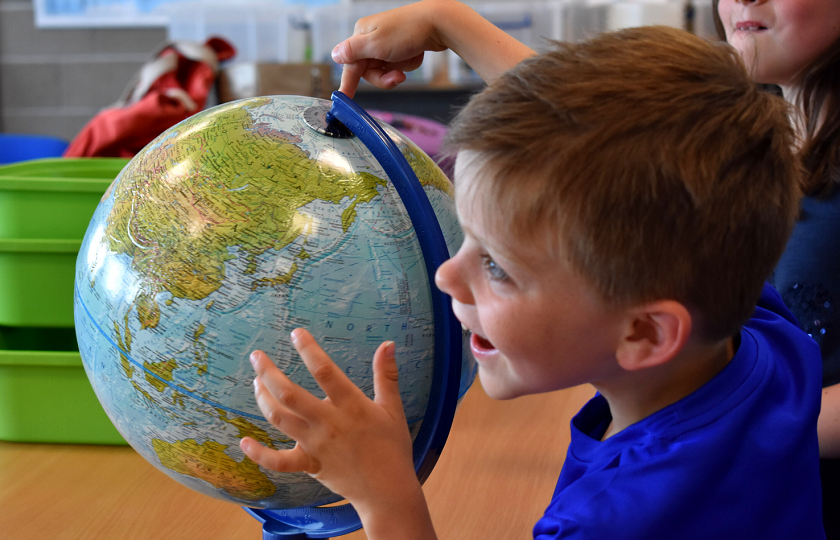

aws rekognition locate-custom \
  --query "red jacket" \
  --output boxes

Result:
[64,37,235,158]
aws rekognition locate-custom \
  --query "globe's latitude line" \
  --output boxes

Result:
[75,286,264,421]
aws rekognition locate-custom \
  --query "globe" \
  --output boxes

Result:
[74,94,476,511]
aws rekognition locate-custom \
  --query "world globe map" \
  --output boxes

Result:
[74,95,475,510]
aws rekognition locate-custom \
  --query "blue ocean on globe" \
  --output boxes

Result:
[74,95,475,509]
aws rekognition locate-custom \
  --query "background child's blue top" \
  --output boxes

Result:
[533,284,824,539]
[771,189,840,387]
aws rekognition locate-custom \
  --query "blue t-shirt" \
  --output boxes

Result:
[533,284,824,539]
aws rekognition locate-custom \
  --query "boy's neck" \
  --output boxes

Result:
[598,335,737,440]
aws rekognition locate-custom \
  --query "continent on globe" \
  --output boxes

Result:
[104,97,389,321]
[152,438,276,501]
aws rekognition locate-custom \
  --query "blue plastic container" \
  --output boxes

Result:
[0,133,69,165]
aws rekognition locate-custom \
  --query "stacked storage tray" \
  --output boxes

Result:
[0,326,124,444]
[0,158,129,444]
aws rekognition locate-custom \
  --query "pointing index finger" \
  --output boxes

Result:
[338,61,365,99]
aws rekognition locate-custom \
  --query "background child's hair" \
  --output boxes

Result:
[444,26,801,341]
[712,0,840,196]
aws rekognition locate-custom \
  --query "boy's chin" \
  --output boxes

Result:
[477,369,521,401]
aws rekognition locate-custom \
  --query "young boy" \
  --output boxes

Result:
[240,1,825,538]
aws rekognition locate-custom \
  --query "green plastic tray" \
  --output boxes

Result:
[0,157,128,239]
[0,238,80,327]
[0,326,126,444]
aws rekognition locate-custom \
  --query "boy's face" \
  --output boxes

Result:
[434,152,625,400]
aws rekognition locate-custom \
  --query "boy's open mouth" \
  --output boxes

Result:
[471,332,496,352]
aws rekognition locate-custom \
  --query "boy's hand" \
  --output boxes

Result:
[332,0,447,97]
[331,0,536,98]
[240,329,420,514]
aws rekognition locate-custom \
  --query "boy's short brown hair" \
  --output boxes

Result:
[444,26,801,341]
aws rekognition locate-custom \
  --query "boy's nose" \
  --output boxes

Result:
[735,0,767,4]
[435,256,474,306]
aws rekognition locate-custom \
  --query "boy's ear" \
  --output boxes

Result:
[616,301,692,371]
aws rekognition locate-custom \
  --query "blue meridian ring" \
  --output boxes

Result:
[328,91,462,481]
[246,93,463,538]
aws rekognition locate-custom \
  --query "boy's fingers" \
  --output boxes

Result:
[372,341,404,416]
[334,41,423,96]
[252,376,309,439]
[333,34,376,65]
[291,329,358,405]
[364,67,405,90]
[339,61,405,96]
[338,61,366,98]
[240,437,317,474]
[250,350,322,424]
[334,38,376,96]
[391,53,425,75]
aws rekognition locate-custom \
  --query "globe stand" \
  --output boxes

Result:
[245,506,362,539]
[241,91,463,539]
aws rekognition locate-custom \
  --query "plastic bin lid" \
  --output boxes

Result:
[0,157,130,180]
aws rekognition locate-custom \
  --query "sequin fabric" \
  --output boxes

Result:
[781,282,835,347]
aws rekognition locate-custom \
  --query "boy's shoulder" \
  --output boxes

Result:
[752,281,804,329]
[534,283,824,539]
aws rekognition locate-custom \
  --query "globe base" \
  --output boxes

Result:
[244,505,361,539]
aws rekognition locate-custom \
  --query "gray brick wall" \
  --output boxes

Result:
[0,0,717,144]
[0,0,166,141]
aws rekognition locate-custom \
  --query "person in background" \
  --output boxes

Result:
[241,1,824,537]
[714,1,840,535]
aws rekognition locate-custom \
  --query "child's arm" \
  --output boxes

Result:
[240,329,439,540]
[331,0,536,97]
[818,383,840,457]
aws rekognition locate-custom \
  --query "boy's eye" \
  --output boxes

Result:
[481,254,509,282]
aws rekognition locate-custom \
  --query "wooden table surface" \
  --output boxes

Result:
[0,382,595,540]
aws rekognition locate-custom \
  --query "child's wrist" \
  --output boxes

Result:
[424,0,463,51]
[354,482,436,540]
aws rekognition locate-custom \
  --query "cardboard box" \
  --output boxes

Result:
[217,62,334,102]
